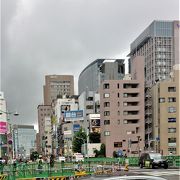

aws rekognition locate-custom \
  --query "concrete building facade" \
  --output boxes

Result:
[129,20,179,86]
[37,105,52,154]
[78,59,125,95]
[151,64,179,155]
[129,20,180,149]
[44,75,74,105]
[100,57,145,157]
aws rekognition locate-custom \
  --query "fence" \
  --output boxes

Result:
[0,155,179,179]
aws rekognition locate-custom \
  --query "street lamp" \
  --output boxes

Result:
[0,109,19,160]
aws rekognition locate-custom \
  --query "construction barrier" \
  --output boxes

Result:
[48,176,67,180]
[0,174,7,180]
[1,155,179,179]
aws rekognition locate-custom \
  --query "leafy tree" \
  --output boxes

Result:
[72,128,87,153]
[113,151,118,158]
[89,132,100,143]
[94,143,106,157]
[30,151,39,161]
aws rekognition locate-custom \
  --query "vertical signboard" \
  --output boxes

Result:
[0,122,7,134]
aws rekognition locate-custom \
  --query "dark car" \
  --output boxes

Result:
[139,152,168,169]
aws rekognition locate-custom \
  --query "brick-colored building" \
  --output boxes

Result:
[44,75,74,105]
[100,56,145,157]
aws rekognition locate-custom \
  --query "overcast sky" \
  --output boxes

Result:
[1,0,179,130]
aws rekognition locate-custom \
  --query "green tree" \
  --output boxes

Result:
[113,151,118,158]
[72,128,87,153]
[89,132,100,143]
[94,143,106,157]
[30,151,39,161]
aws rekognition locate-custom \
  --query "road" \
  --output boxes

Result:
[82,168,180,180]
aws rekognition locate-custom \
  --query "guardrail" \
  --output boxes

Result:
[0,155,179,179]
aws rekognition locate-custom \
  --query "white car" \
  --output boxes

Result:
[58,156,66,162]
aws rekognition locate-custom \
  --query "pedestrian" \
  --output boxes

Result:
[50,154,54,168]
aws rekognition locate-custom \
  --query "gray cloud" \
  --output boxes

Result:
[1,0,179,129]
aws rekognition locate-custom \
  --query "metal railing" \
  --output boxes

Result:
[0,155,179,179]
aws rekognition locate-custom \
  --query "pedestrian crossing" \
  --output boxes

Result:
[133,170,180,177]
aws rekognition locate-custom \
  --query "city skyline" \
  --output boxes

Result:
[1,0,179,128]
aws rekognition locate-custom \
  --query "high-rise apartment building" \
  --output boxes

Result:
[151,64,179,155]
[78,59,125,95]
[100,56,145,157]
[129,20,179,86]
[44,75,74,105]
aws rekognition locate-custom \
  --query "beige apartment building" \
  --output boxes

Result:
[44,75,74,105]
[37,105,52,154]
[100,56,145,157]
[151,64,179,155]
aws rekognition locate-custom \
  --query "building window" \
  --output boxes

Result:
[168,87,176,92]
[104,131,110,136]
[87,97,93,101]
[168,107,176,113]
[104,120,110,125]
[114,142,122,148]
[104,102,110,107]
[118,111,120,116]
[104,93,110,98]
[117,119,120,124]
[168,128,176,133]
[117,93,120,98]
[159,98,165,103]
[117,83,120,89]
[118,102,120,107]
[86,105,93,109]
[123,120,127,124]
[126,131,135,135]
[168,138,176,143]
[168,147,176,153]
[123,102,127,106]
[168,97,176,102]
[104,111,110,116]
[168,118,176,123]
[123,93,128,98]
[103,83,110,89]
[123,111,128,115]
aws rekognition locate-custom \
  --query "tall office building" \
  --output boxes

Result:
[129,20,179,148]
[78,59,125,95]
[44,75,74,105]
[129,20,179,87]
[100,56,145,157]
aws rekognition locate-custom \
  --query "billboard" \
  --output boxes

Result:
[91,119,100,127]
[61,105,71,113]
[0,121,7,134]
[64,110,83,121]
[73,124,80,132]
[64,130,72,135]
